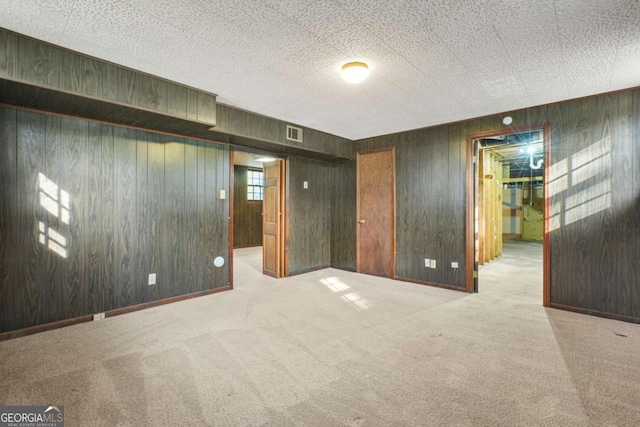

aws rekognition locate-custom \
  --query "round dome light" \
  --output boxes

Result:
[341,62,369,84]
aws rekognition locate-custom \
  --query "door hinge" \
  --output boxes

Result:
[473,270,478,278]
[473,155,477,164]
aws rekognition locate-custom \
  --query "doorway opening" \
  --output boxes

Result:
[231,149,286,281]
[467,124,550,305]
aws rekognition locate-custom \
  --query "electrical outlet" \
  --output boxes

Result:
[430,259,436,269]
[303,181,308,189]
[148,273,156,285]
[424,258,430,268]
[93,312,105,321]
[451,262,459,269]
[219,189,226,199]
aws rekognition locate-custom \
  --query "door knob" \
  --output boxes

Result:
[358,219,365,224]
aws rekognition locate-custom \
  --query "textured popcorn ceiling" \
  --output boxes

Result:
[1,0,639,140]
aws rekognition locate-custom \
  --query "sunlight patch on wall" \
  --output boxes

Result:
[548,137,611,231]
[37,173,70,258]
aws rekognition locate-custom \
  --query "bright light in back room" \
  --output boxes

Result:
[341,61,369,84]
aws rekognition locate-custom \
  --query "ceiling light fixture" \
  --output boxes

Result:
[341,62,369,84]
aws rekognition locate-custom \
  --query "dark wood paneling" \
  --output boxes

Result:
[101,62,118,103]
[136,130,149,304]
[184,142,199,293]
[163,140,185,298]
[197,92,216,125]
[430,127,451,285]
[286,157,332,274]
[196,141,208,289]
[0,106,231,334]
[0,31,17,79]
[43,115,62,324]
[1,29,359,164]
[330,161,357,270]
[0,107,18,332]
[87,121,102,314]
[633,90,640,317]
[216,104,353,160]
[100,125,115,313]
[446,122,467,286]
[138,74,167,113]
[233,166,263,248]
[355,88,640,321]
[146,133,164,303]
[211,145,230,286]
[167,83,187,119]
[203,144,217,287]
[62,51,102,97]
[113,126,137,309]
[186,88,199,122]
[117,67,138,106]
[16,110,46,329]
[17,37,62,88]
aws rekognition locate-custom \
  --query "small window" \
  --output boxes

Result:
[247,169,264,201]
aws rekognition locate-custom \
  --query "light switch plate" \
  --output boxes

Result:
[148,273,156,285]
[220,189,226,199]
[424,258,430,268]
[430,259,436,269]
[303,181,308,189]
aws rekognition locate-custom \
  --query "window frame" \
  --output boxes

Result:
[247,168,264,202]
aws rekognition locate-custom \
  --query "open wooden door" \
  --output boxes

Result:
[262,159,285,277]
[357,147,396,278]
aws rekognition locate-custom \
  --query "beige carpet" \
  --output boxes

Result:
[1,241,640,426]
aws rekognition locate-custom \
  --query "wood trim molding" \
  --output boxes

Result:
[280,157,291,277]
[229,150,235,289]
[330,266,357,272]
[395,276,468,293]
[0,286,232,342]
[287,264,330,277]
[465,136,475,293]
[542,123,551,307]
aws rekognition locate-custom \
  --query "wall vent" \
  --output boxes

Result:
[286,125,303,143]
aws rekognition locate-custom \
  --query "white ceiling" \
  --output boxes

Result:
[1,0,639,140]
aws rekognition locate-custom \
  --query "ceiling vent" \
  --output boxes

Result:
[286,125,303,143]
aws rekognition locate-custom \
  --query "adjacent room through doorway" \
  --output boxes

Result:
[472,127,547,300]
[232,149,286,280]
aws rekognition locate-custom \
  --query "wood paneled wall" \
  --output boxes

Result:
[216,105,354,160]
[355,88,640,321]
[0,107,230,333]
[357,124,468,288]
[331,161,357,270]
[0,30,216,125]
[233,166,263,248]
[286,158,332,275]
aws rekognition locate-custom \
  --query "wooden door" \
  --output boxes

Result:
[357,148,396,278]
[262,160,285,277]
